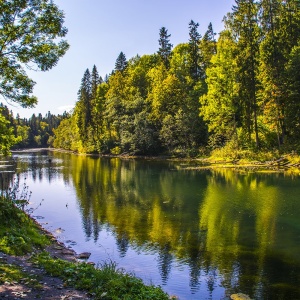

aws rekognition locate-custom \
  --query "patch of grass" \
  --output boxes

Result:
[0,196,50,256]
[34,252,171,300]
[210,146,281,162]
[0,260,42,288]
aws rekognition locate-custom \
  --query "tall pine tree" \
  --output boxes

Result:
[226,0,261,148]
[157,27,173,69]
[200,22,217,73]
[115,52,128,72]
[91,65,100,99]
[188,20,203,81]
[258,0,300,146]
[76,68,92,142]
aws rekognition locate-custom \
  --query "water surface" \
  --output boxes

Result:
[2,150,300,299]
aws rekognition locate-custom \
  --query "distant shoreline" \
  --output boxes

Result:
[10,147,300,174]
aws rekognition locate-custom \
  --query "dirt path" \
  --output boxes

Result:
[0,242,92,300]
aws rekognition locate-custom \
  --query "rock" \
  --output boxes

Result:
[61,249,75,255]
[76,252,91,259]
[54,246,63,250]
[231,293,252,300]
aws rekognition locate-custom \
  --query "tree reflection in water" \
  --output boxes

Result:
[8,151,300,299]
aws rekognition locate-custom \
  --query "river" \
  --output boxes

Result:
[1,150,300,299]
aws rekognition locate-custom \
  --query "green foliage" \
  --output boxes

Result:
[115,52,128,72]
[53,116,82,151]
[0,0,69,107]
[226,0,261,147]
[202,0,300,153]
[35,252,170,300]
[0,179,49,255]
[200,22,217,72]
[200,31,239,149]
[0,107,20,155]
[157,27,173,69]
[169,43,190,81]
[0,0,69,154]
[52,3,300,157]
[11,110,68,149]
[258,0,300,147]
[284,42,300,142]
[0,262,42,288]
[188,20,203,81]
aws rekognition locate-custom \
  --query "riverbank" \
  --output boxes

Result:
[0,195,172,299]
[185,153,300,174]
[11,147,300,170]
[2,150,266,300]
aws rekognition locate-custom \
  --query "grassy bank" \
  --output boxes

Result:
[0,191,50,255]
[187,149,300,174]
[34,252,169,299]
[0,193,172,299]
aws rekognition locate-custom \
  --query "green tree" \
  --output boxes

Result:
[115,52,128,72]
[200,22,217,74]
[188,20,203,81]
[104,70,128,151]
[0,106,19,155]
[13,111,67,148]
[91,65,100,100]
[118,96,158,155]
[160,109,199,155]
[53,116,81,151]
[126,54,158,98]
[285,42,300,143]
[258,0,300,147]
[226,0,261,148]
[157,27,173,69]
[0,0,69,107]
[169,43,190,82]
[16,124,30,147]
[147,64,182,122]
[76,68,92,142]
[90,82,109,152]
[200,31,239,148]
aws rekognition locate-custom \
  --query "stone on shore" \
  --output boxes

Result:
[76,252,91,259]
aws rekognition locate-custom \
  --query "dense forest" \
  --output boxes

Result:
[0,104,68,149]
[52,0,300,157]
[2,0,300,158]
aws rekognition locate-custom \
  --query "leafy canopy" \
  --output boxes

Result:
[0,0,69,107]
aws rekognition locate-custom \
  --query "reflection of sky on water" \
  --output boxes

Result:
[3,151,300,300]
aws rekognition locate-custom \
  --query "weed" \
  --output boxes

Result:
[0,178,49,255]
[34,252,170,300]
[0,177,32,211]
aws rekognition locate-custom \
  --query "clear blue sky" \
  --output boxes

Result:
[12,0,235,118]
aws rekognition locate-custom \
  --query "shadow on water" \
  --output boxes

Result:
[4,151,300,299]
